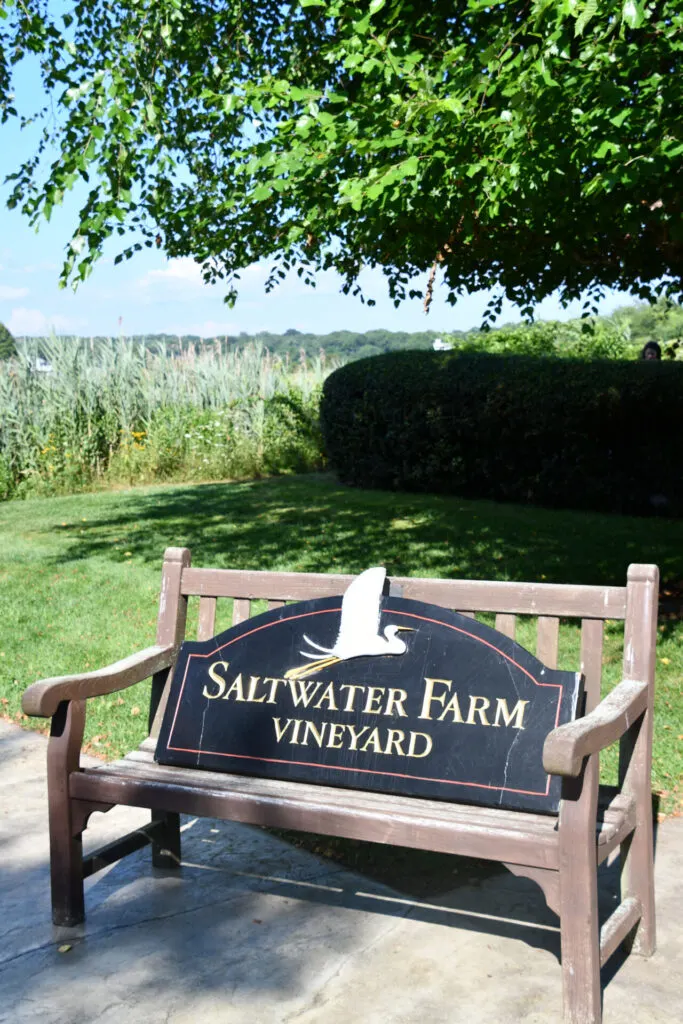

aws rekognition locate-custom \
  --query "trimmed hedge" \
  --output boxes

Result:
[320,352,683,517]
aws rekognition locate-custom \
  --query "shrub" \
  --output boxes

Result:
[320,352,683,516]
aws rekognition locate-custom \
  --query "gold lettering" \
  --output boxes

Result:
[384,729,406,756]
[407,731,433,758]
[419,677,452,720]
[302,720,327,747]
[246,676,266,702]
[466,695,491,725]
[340,683,366,712]
[289,719,303,744]
[361,727,383,754]
[288,679,323,708]
[272,717,293,742]
[203,661,229,699]
[384,688,408,718]
[223,673,246,702]
[493,698,529,729]
[327,722,345,749]
[265,677,285,704]
[438,691,464,723]
[363,686,386,715]
[314,682,338,711]
[346,723,370,750]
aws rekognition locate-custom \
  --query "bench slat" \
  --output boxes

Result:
[197,597,217,641]
[180,569,627,619]
[232,598,250,626]
[536,616,560,669]
[495,613,516,640]
[71,755,630,874]
[580,618,605,713]
[71,759,562,868]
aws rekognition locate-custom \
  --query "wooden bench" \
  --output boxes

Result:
[22,548,659,1024]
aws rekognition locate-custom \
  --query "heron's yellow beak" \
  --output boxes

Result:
[394,626,415,632]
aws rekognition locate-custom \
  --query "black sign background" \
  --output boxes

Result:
[155,596,583,813]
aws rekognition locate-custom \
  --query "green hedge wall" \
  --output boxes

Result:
[320,352,683,517]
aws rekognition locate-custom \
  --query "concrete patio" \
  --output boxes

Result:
[1,720,681,1024]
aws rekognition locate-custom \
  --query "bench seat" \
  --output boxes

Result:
[71,746,635,875]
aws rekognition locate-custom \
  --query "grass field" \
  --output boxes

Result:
[1,474,681,816]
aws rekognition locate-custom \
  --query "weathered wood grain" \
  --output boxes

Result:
[580,618,604,713]
[536,616,560,669]
[620,563,659,957]
[232,598,250,626]
[149,547,191,740]
[495,613,516,639]
[558,758,601,1023]
[197,597,217,641]
[22,644,177,718]
[599,897,642,967]
[543,679,649,777]
[180,568,628,619]
[47,699,86,926]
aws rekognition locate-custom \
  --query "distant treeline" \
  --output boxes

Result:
[16,328,448,361]
[12,299,683,362]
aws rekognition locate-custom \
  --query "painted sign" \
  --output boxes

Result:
[155,568,583,812]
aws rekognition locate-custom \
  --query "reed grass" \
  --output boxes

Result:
[0,337,337,498]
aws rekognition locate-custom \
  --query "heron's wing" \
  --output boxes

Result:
[335,567,386,650]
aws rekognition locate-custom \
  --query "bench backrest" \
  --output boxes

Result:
[150,548,658,743]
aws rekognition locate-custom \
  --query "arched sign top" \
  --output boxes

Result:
[156,571,583,814]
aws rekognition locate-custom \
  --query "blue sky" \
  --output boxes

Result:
[0,43,636,340]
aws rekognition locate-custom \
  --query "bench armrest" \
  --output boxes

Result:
[542,678,649,777]
[22,644,178,718]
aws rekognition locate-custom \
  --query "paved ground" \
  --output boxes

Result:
[1,720,681,1024]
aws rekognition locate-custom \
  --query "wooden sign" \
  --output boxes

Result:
[156,569,583,813]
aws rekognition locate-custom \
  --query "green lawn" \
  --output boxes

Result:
[1,473,681,815]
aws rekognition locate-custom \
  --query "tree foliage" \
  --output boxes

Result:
[2,1,682,316]
[0,322,17,360]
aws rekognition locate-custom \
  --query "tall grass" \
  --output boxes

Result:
[0,337,338,499]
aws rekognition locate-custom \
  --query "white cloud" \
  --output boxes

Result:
[136,257,274,302]
[7,307,83,335]
[137,257,208,296]
[0,285,30,300]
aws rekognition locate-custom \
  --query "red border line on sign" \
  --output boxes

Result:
[164,745,552,796]
[166,607,564,797]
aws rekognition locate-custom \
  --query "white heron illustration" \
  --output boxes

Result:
[284,567,414,680]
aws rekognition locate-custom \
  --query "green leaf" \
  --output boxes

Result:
[575,0,597,37]
[609,109,631,128]
[622,1,645,29]
[594,140,620,159]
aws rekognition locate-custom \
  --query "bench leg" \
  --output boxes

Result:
[559,764,602,1024]
[48,700,86,927]
[620,715,656,957]
[560,877,601,1024]
[50,817,85,927]
[620,816,656,956]
[151,810,181,869]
